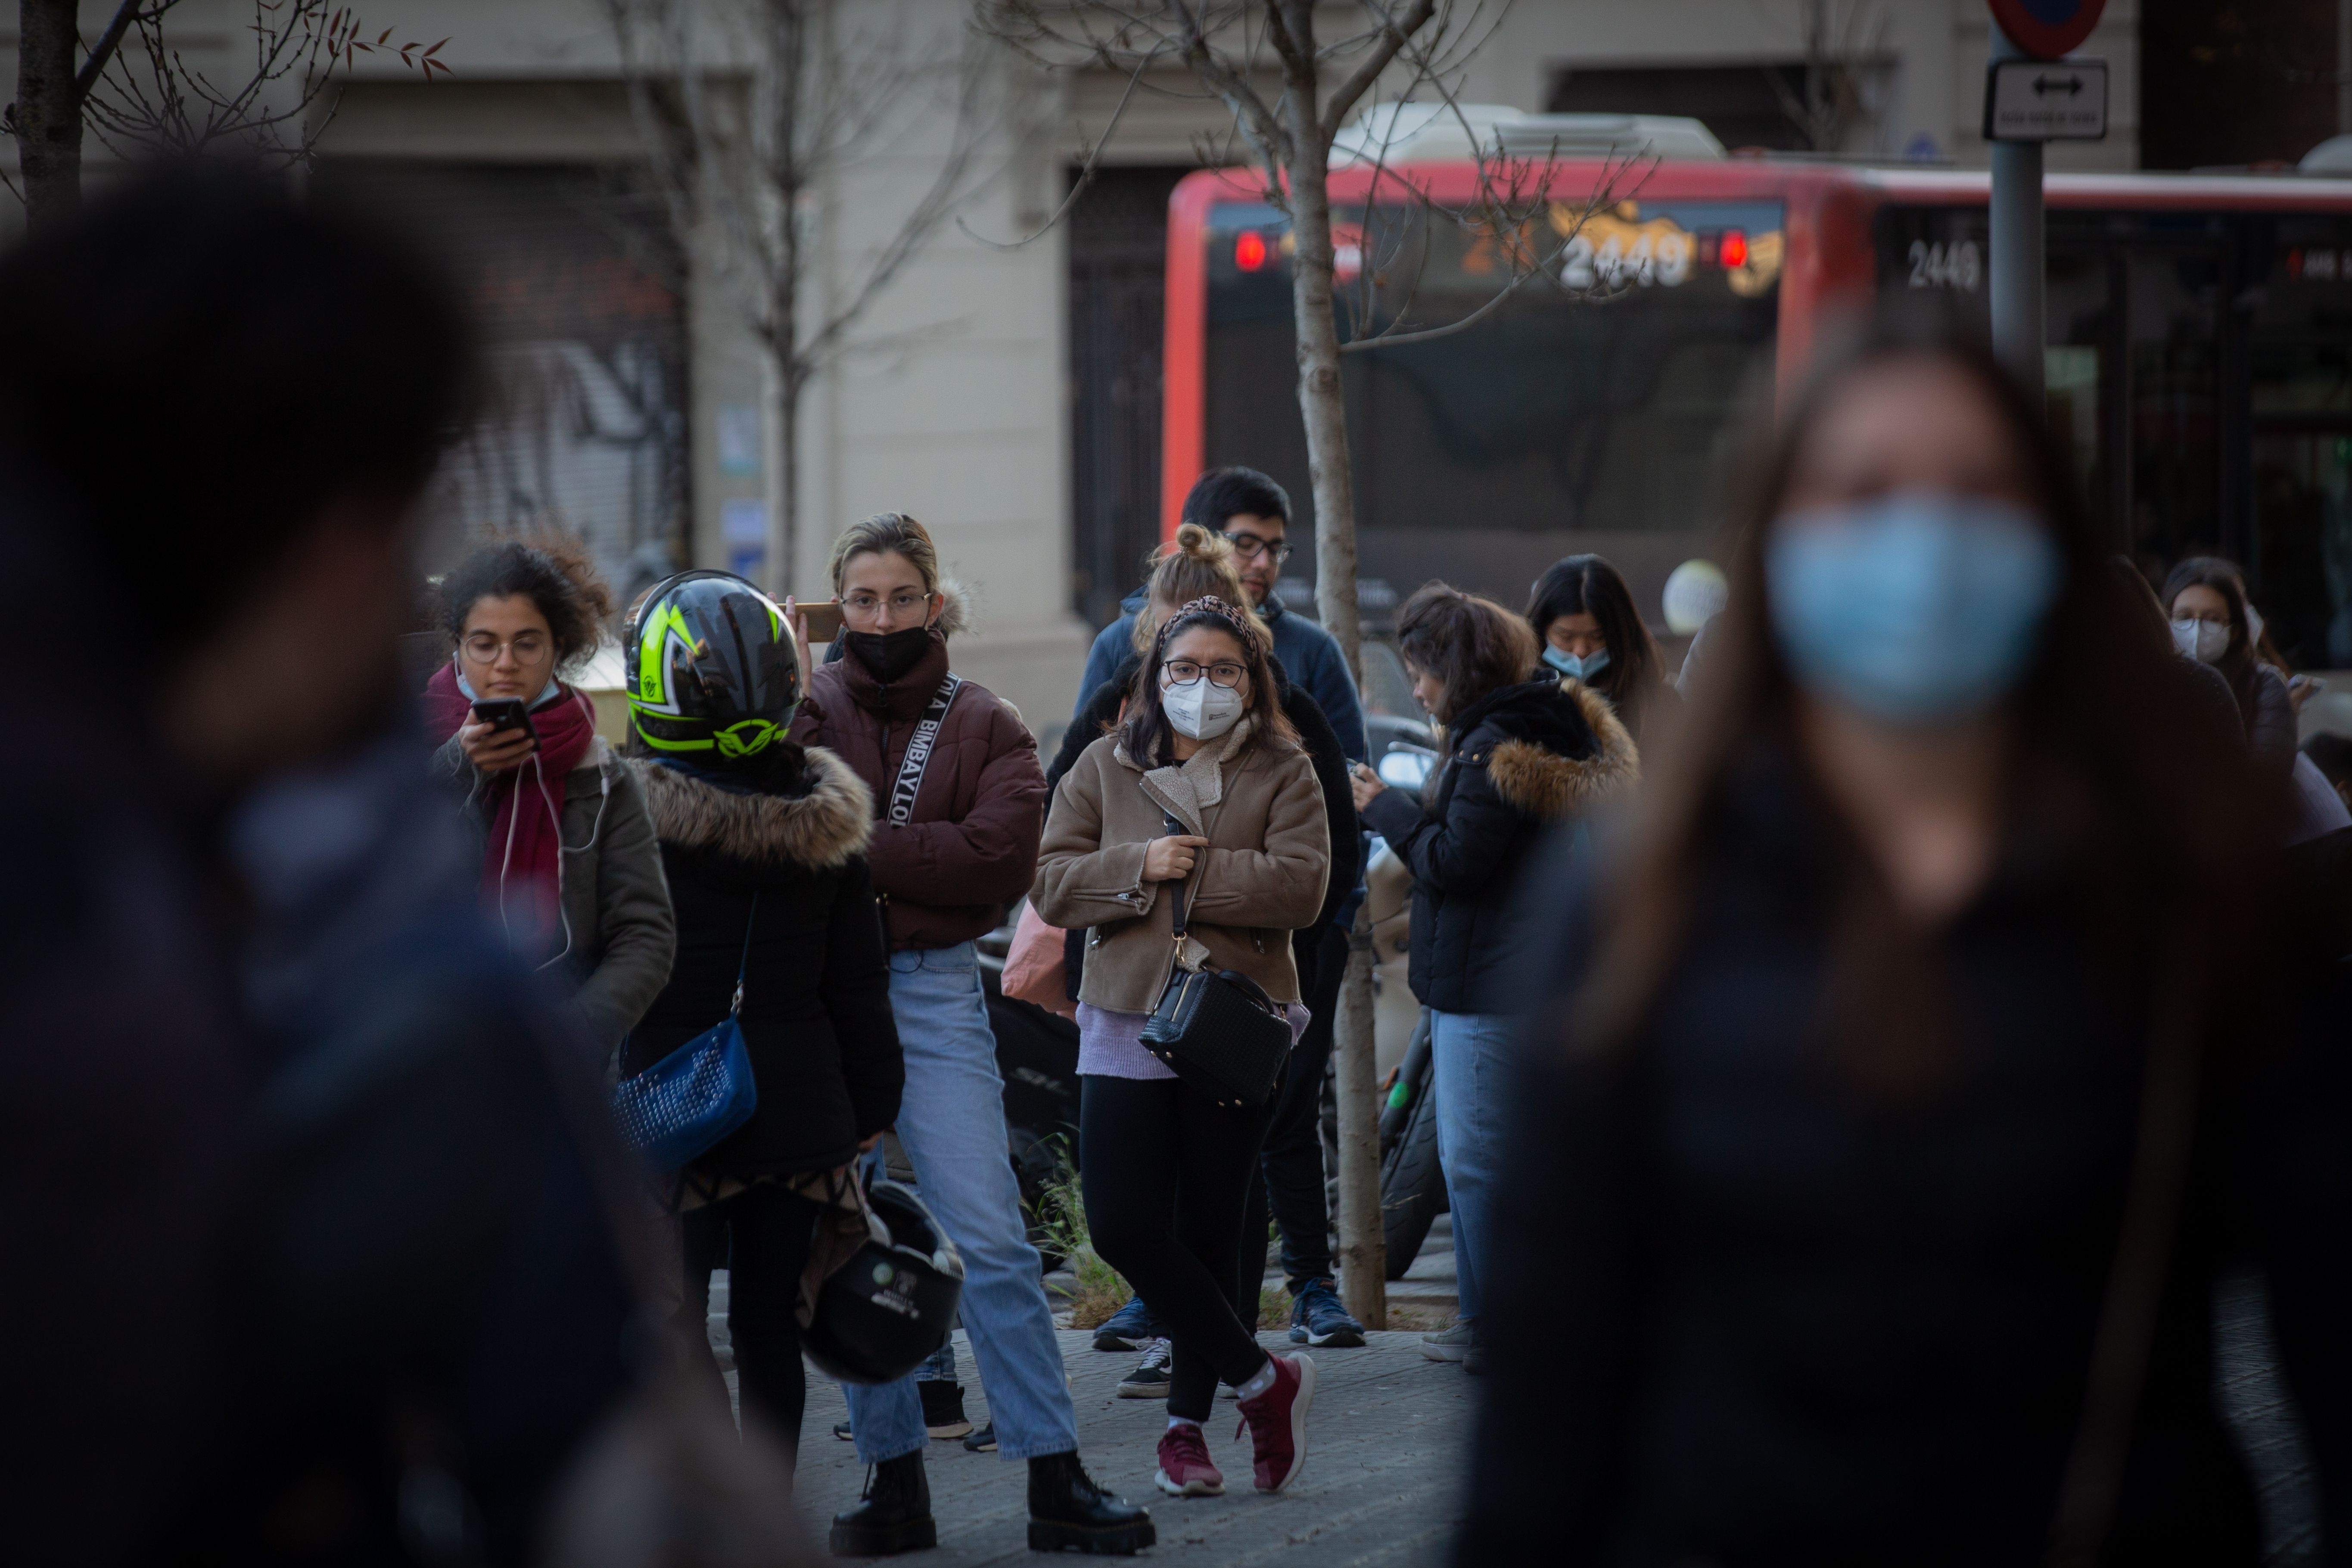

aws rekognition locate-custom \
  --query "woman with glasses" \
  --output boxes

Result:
[423,538,675,1059]
[791,512,1152,1556]
[1035,595,1331,1503]
[1047,523,1364,1367]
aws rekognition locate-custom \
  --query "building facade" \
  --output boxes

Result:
[8,0,2153,729]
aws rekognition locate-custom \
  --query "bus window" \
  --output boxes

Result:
[2126,246,2223,577]
[2250,214,2352,667]
[1202,197,1781,622]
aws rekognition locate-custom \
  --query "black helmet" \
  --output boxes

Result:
[627,570,800,761]
[801,1179,966,1386]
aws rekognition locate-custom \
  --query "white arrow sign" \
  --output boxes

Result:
[1984,57,2108,141]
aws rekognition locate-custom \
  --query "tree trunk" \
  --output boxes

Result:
[1282,103,1387,1331]
[761,0,808,599]
[16,0,85,231]
[773,361,801,597]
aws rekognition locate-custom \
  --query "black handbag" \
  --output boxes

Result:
[1137,812,1293,1108]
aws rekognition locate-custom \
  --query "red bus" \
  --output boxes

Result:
[1161,157,2352,673]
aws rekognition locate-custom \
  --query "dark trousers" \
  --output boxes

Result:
[1243,921,1351,1301]
[1082,1073,1276,1422]
[678,1183,824,1469]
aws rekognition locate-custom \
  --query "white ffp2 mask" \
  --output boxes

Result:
[1162,678,1244,740]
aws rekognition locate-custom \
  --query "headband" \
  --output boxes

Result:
[1155,594,1258,651]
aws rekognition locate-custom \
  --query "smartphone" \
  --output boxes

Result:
[798,599,845,641]
[470,697,538,743]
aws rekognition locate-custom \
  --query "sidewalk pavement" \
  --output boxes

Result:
[793,1328,1472,1565]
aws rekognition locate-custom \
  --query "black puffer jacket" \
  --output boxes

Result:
[624,746,900,1179]
[1049,652,1360,986]
[1360,675,1636,1014]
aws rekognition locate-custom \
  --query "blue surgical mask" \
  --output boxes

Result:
[1767,491,2061,724]
[1543,645,1610,681]
[454,665,562,709]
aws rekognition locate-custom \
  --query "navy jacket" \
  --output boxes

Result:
[1079,588,1368,764]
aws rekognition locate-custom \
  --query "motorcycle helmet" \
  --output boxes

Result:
[628,570,800,761]
[801,1178,966,1385]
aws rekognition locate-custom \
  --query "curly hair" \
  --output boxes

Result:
[438,535,615,671]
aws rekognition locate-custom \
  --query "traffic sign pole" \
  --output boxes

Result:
[1989,27,2046,401]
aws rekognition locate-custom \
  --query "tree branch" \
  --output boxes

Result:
[1318,0,1435,147]
[957,33,1166,250]
[74,0,163,102]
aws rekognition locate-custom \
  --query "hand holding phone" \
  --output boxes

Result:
[461,697,538,772]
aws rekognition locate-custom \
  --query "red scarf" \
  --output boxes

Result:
[423,663,599,952]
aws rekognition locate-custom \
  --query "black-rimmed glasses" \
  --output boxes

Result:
[1221,531,1292,565]
[1162,659,1247,688]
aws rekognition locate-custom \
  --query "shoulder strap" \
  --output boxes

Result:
[730,892,760,1016]
[886,673,963,828]
[1159,809,1195,941]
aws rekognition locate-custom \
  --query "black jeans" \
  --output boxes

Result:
[678,1182,824,1468]
[1082,1073,1276,1422]
[1243,921,1350,1299]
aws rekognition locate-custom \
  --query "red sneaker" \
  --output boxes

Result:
[1233,1353,1316,1493]
[1153,1422,1225,1497]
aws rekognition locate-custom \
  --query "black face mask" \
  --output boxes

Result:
[844,624,933,684]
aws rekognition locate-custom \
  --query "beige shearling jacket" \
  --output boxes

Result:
[1032,718,1330,1014]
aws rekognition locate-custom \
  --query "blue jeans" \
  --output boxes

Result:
[842,943,1078,1462]
[1429,1008,1512,1327]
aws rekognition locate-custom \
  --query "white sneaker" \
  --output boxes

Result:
[1419,1322,1476,1363]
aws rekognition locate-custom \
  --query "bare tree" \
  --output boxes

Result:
[1763,0,1885,153]
[6,0,446,231]
[977,0,1648,1329]
[607,0,1004,596]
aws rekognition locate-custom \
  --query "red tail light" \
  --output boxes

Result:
[1235,231,1268,272]
[1720,230,1748,269]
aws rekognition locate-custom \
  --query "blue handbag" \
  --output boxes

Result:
[612,895,761,1171]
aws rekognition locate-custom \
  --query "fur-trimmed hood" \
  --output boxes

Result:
[631,746,873,868]
[1456,676,1640,822]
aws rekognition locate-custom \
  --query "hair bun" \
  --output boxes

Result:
[1172,522,1233,563]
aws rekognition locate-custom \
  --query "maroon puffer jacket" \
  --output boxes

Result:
[790,629,1046,950]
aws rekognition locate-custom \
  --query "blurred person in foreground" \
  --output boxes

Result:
[1348,587,1638,1374]
[427,538,675,1060]
[1465,324,2352,1564]
[0,171,798,1566]
[1048,523,1364,1367]
[1525,554,1680,747]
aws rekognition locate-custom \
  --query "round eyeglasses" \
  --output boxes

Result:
[461,631,552,666]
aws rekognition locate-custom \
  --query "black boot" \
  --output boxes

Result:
[829,1452,936,1557]
[1026,1451,1155,1556]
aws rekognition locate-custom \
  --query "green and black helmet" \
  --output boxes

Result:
[627,570,800,761]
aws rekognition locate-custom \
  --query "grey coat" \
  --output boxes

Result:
[434,733,676,1054]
